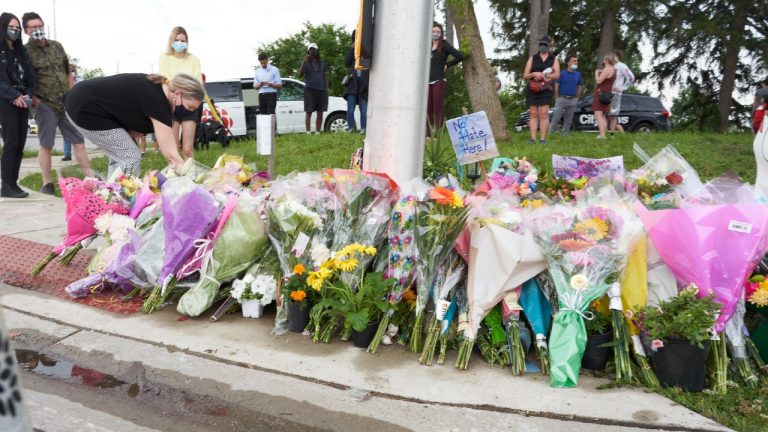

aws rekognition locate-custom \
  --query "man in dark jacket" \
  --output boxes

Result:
[343,31,369,133]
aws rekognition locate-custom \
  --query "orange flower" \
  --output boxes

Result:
[558,237,594,251]
[290,290,307,302]
[429,187,462,208]
[293,264,306,275]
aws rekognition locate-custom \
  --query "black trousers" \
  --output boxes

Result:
[0,102,28,186]
[259,92,277,115]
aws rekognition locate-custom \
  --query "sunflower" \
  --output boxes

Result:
[337,258,359,272]
[573,218,609,241]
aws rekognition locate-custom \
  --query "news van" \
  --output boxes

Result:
[202,77,356,136]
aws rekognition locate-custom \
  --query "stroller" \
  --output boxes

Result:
[194,97,233,150]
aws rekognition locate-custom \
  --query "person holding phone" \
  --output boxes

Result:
[254,52,282,119]
[0,12,35,198]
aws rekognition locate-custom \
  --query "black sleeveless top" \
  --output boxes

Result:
[531,53,555,73]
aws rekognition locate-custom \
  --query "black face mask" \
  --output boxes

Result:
[309,48,318,57]
[175,104,195,118]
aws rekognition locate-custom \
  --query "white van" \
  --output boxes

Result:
[202,77,356,136]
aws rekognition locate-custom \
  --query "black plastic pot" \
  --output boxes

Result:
[287,301,310,333]
[351,321,379,348]
[652,337,711,392]
[582,330,612,370]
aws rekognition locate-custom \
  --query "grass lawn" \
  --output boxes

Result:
[17,129,766,430]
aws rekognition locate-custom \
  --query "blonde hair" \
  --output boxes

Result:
[603,52,619,65]
[147,73,204,101]
[165,26,189,56]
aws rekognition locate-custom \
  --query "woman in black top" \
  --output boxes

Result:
[65,73,204,177]
[523,36,560,144]
[0,12,35,198]
[427,22,463,138]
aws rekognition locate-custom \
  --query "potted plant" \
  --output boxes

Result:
[230,272,277,319]
[582,306,613,371]
[283,264,311,332]
[630,286,720,392]
[745,274,768,363]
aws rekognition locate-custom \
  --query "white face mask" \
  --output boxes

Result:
[31,28,45,40]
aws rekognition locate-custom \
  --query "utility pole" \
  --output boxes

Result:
[363,0,433,185]
[52,0,57,39]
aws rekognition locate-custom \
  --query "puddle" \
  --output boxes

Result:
[15,349,139,397]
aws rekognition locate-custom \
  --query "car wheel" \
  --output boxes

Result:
[633,122,655,133]
[324,113,349,132]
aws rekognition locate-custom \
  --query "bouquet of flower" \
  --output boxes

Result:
[632,144,703,202]
[485,157,538,196]
[519,277,553,374]
[552,154,625,182]
[267,172,335,334]
[324,169,398,288]
[200,154,253,191]
[143,177,221,313]
[409,186,470,353]
[177,193,269,317]
[368,179,428,353]
[530,187,642,387]
[31,177,131,275]
[419,253,465,365]
[456,197,547,369]
[637,177,768,392]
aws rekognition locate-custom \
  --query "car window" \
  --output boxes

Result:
[204,82,242,103]
[619,97,638,110]
[279,81,304,102]
[633,96,663,110]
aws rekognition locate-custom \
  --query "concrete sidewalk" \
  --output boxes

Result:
[0,194,731,431]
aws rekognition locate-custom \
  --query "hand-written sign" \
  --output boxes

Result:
[445,111,499,165]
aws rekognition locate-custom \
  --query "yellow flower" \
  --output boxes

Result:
[522,199,544,209]
[403,289,416,301]
[290,290,307,302]
[306,271,325,291]
[337,258,359,272]
[574,218,609,241]
[364,246,377,256]
[750,286,768,307]
[293,264,306,275]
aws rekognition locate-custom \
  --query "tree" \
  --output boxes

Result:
[68,57,104,80]
[647,0,767,132]
[257,22,351,96]
[447,0,510,141]
[528,0,551,56]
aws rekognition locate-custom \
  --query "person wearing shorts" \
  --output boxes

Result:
[23,11,91,195]
[299,42,328,134]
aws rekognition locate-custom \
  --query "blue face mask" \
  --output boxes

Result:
[571,64,578,70]
[172,41,187,52]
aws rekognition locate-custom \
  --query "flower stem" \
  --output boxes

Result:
[437,333,448,365]
[319,317,339,343]
[210,297,238,322]
[31,252,57,276]
[507,320,526,375]
[634,353,659,388]
[455,337,474,370]
[408,312,424,353]
[611,309,633,384]
[419,317,441,366]
[121,287,141,302]
[58,243,83,266]
[746,338,767,376]
[142,277,176,314]
[709,336,728,394]
[367,314,389,354]
[536,343,550,376]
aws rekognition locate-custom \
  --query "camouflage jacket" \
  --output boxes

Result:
[25,39,69,113]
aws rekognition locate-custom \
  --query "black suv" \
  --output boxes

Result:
[515,93,671,133]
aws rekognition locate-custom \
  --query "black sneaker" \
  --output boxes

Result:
[61,156,72,161]
[1,184,29,198]
[40,183,55,195]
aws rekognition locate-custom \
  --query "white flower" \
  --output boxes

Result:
[499,211,522,226]
[310,241,331,268]
[281,200,324,230]
[251,274,277,306]
[242,273,256,285]
[230,279,246,301]
[94,213,135,244]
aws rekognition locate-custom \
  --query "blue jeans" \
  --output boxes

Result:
[346,95,368,131]
[63,139,71,157]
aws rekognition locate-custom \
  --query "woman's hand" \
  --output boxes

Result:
[531,72,544,81]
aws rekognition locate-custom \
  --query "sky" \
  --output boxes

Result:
[16,0,498,81]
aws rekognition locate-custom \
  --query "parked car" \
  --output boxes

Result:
[202,77,356,136]
[514,93,670,133]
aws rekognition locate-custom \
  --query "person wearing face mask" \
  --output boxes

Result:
[61,64,83,161]
[22,11,93,195]
[299,42,328,134]
[0,12,35,198]
[592,52,617,140]
[549,54,582,137]
[427,22,463,139]
[64,73,204,177]
[158,26,202,159]
[523,35,560,144]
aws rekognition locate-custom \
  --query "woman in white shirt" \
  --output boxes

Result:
[158,26,202,159]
